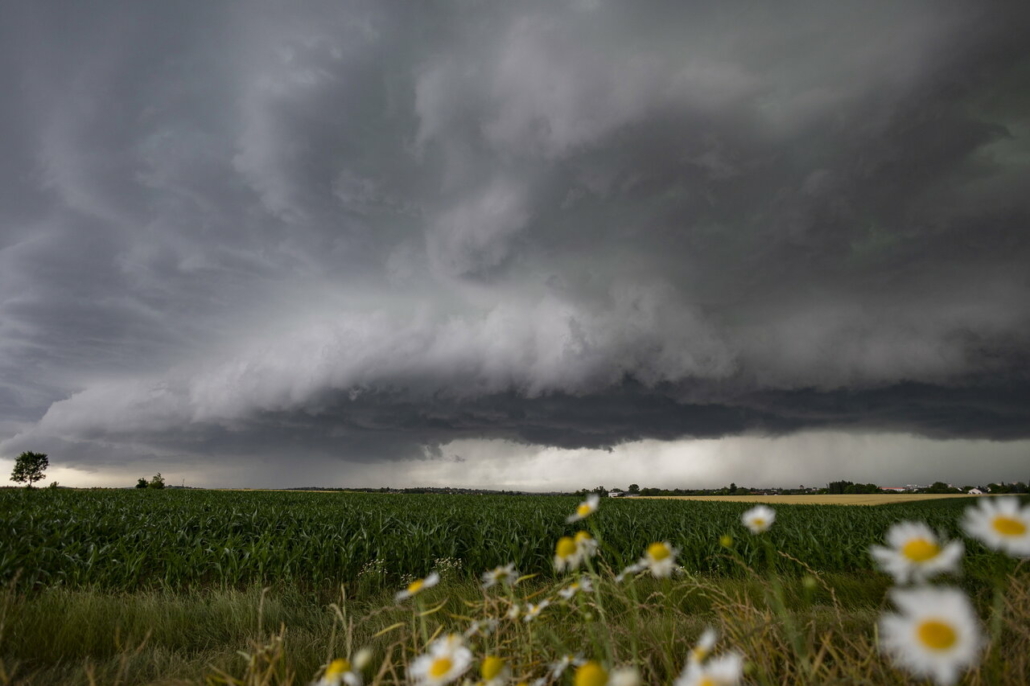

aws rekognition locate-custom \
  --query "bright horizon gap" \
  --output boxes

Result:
[6,432,1028,492]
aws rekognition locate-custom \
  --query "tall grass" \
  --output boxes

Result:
[1,569,1025,685]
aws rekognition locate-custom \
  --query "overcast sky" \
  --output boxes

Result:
[2,0,1029,490]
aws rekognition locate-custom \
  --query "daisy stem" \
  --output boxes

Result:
[985,566,1008,682]
[414,596,429,649]
[583,555,614,665]
[586,520,615,665]
[625,573,642,665]
[762,538,811,679]
[575,577,607,664]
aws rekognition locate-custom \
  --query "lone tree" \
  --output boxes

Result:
[11,451,49,488]
[136,478,149,489]
[149,473,166,489]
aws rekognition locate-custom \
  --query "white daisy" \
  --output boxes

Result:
[558,576,594,600]
[575,531,599,559]
[464,618,499,639]
[505,603,521,621]
[481,563,519,589]
[409,634,473,686]
[554,536,583,572]
[550,655,586,680]
[870,521,964,584]
[572,661,609,686]
[878,586,983,686]
[312,658,361,686]
[609,667,641,686]
[523,600,550,622]
[962,497,1030,557]
[480,655,509,686]
[395,572,440,603]
[642,541,679,578]
[614,561,646,583]
[688,628,718,665]
[352,649,373,672]
[567,493,601,523]
[741,505,775,534]
[673,652,743,686]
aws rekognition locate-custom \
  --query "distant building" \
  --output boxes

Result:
[967,488,983,495]
[609,490,624,498]
[880,487,909,492]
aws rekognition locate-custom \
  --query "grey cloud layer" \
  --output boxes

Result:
[2,0,1029,467]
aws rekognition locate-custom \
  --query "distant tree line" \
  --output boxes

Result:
[584,480,1029,497]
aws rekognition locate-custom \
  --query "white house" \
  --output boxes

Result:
[967,488,983,495]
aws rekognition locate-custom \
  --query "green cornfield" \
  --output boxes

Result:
[0,489,1009,592]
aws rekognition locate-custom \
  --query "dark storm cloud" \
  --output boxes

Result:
[2,0,1030,469]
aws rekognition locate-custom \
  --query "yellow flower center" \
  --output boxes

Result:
[574,661,609,686]
[429,657,453,678]
[556,536,577,559]
[916,619,957,651]
[577,503,593,517]
[901,538,940,562]
[481,656,504,680]
[719,535,733,548]
[691,647,708,663]
[325,659,350,677]
[647,542,671,561]
[992,515,1027,537]
[575,531,592,544]
[698,678,716,686]
[407,579,424,594]
[751,518,766,529]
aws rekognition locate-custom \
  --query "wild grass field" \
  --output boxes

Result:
[0,490,1027,685]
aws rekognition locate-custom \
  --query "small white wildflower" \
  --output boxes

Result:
[481,563,519,589]
[689,628,718,665]
[352,648,373,672]
[395,572,440,603]
[522,600,550,622]
[550,654,586,679]
[558,576,594,600]
[741,505,775,534]
[409,634,473,686]
[575,531,599,558]
[615,562,646,583]
[609,667,641,686]
[312,658,361,686]
[479,655,509,686]
[878,586,983,686]
[642,541,679,578]
[961,497,1030,557]
[554,536,583,572]
[464,618,499,639]
[567,493,600,523]
[870,521,964,584]
[673,652,743,686]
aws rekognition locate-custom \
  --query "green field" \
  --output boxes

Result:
[1,490,1027,685]
[0,489,1014,592]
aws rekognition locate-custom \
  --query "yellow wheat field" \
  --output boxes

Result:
[640,493,987,505]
